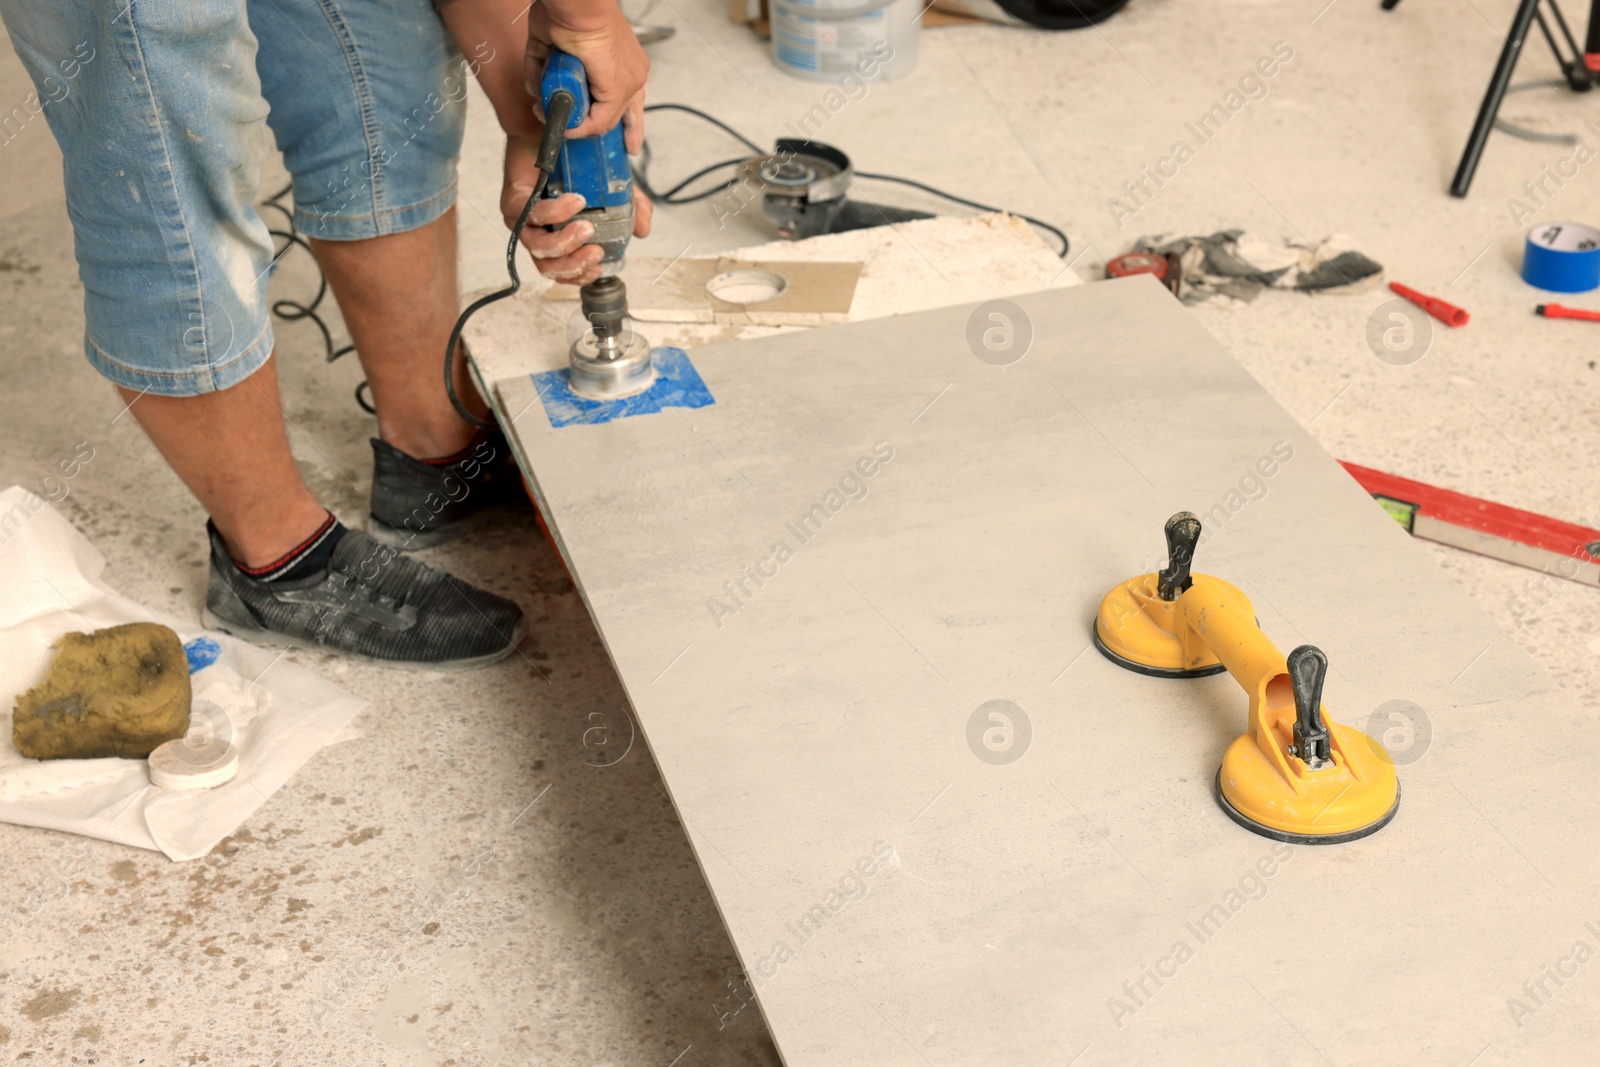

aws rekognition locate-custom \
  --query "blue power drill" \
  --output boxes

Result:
[534,48,653,398]
[440,50,649,421]
[539,49,635,275]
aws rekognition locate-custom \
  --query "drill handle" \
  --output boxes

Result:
[540,49,590,129]
[535,48,633,214]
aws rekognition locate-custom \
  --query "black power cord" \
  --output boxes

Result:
[276,96,1068,422]
[854,171,1070,258]
[635,101,1070,257]
[634,145,751,205]
[442,90,577,429]
[259,185,374,413]
[633,105,760,205]
[642,102,763,153]
[268,94,1072,423]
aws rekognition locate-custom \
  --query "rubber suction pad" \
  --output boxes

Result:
[1092,627,1228,679]
[1214,771,1400,845]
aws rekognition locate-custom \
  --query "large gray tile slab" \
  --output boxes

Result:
[496,276,1600,1066]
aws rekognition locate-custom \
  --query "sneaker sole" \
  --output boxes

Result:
[364,509,496,551]
[200,607,525,672]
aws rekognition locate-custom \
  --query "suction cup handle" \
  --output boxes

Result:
[1288,644,1332,769]
[1157,512,1202,601]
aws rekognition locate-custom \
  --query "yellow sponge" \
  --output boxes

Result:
[12,623,191,760]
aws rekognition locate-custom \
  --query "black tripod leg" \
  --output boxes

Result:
[1587,0,1600,69]
[1545,0,1592,88]
[1451,0,1545,197]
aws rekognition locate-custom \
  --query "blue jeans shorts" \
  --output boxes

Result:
[0,0,469,396]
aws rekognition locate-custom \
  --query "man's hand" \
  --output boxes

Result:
[501,133,653,287]
[443,0,651,286]
[526,1,649,153]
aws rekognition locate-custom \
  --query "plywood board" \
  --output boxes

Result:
[546,258,863,326]
[466,213,1078,390]
[482,276,1600,1065]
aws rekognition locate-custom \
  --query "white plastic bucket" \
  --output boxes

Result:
[770,0,921,82]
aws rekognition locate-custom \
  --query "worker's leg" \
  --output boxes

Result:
[0,0,300,563]
[307,208,484,462]
[0,0,524,665]
[114,359,327,568]
[249,0,528,548]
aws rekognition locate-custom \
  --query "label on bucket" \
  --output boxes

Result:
[771,0,914,81]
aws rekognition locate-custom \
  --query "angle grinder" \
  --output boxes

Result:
[740,140,931,240]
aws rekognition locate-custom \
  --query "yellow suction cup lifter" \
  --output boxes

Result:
[1095,512,1399,844]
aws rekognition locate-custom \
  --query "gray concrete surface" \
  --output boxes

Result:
[0,0,1597,1064]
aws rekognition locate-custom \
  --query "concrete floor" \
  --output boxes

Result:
[1,0,1597,1063]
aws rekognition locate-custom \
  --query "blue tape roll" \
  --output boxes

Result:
[1522,221,1600,293]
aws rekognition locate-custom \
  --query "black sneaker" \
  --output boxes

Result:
[368,429,526,549]
[202,524,525,669]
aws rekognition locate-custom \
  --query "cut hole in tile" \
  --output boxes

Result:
[706,269,787,305]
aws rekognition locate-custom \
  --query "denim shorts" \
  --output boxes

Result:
[0,0,469,395]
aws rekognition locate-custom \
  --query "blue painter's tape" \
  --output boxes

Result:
[532,347,714,428]
[184,636,221,674]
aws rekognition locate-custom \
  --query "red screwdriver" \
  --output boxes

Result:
[1536,303,1600,322]
[1389,282,1469,327]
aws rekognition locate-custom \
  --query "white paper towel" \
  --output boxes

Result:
[0,486,365,861]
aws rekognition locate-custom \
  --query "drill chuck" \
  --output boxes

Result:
[569,277,654,399]
[581,276,630,347]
